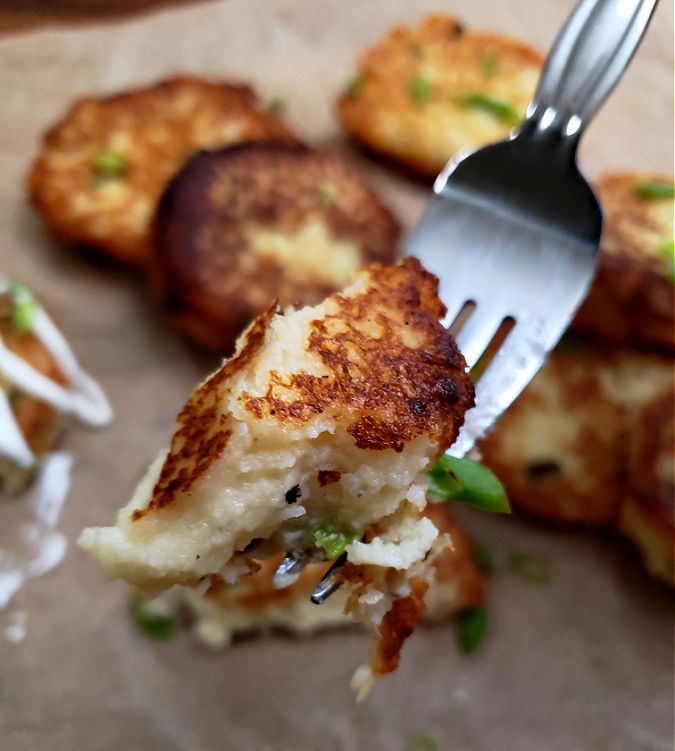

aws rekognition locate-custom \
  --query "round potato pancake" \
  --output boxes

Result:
[152,141,400,352]
[337,14,543,178]
[572,173,675,352]
[28,76,295,268]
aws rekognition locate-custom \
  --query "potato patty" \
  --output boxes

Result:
[572,173,675,352]
[338,14,543,178]
[80,258,474,695]
[153,141,399,353]
[28,76,294,267]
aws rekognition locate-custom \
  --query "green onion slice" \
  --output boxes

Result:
[92,149,128,179]
[309,522,356,559]
[406,734,439,751]
[319,181,338,205]
[409,76,431,104]
[129,594,178,641]
[455,93,521,125]
[656,239,675,284]
[345,74,365,99]
[633,182,675,200]
[8,282,38,334]
[508,551,551,586]
[426,455,510,513]
[481,55,500,77]
[457,605,488,654]
[267,97,287,115]
[472,541,494,576]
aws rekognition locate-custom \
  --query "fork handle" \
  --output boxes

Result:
[523,0,657,141]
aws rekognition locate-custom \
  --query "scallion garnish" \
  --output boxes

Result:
[345,74,365,99]
[426,455,510,513]
[457,605,488,654]
[508,551,551,586]
[8,282,38,334]
[319,181,338,205]
[267,97,287,115]
[481,55,500,77]
[129,594,178,641]
[310,521,356,559]
[455,93,521,125]
[92,149,128,179]
[409,76,431,105]
[472,541,494,576]
[656,239,675,284]
[633,182,675,201]
[406,734,439,751]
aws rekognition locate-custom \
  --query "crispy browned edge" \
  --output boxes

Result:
[132,257,474,521]
[572,172,675,353]
[151,140,400,353]
[27,75,294,267]
[337,14,545,179]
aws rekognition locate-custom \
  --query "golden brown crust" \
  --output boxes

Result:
[28,76,295,267]
[239,258,474,454]
[133,257,473,522]
[479,347,628,525]
[131,303,277,521]
[338,14,543,178]
[572,173,675,352]
[152,141,400,353]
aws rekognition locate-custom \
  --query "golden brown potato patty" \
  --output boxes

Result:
[338,14,543,178]
[28,76,294,267]
[153,141,399,353]
[572,172,674,353]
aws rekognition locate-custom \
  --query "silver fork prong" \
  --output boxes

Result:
[453,307,508,370]
[311,552,348,605]
[448,317,560,457]
[272,553,310,589]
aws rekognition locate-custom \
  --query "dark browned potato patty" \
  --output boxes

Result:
[152,141,400,353]
[28,76,295,268]
[337,14,543,178]
[572,173,675,353]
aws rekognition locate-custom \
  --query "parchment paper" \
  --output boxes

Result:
[0,1,673,749]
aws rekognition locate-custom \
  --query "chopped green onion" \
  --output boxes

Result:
[309,521,356,559]
[656,239,675,284]
[267,97,287,115]
[408,76,431,105]
[345,74,365,99]
[455,93,521,125]
[426,455,510,513]
[129,594,178,641]
[633,182,675,201]
[8,282,38,334]
[319,181,338,205]
[472,541,494,576]
[406,734,439,751]
[481,55,500,77]
[457,605,488,654]
[92,149,128,179]
[508,551,551,586]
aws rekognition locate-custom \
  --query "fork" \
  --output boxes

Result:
[275,0,658,601]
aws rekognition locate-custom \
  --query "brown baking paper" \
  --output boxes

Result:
[0,1,673,749]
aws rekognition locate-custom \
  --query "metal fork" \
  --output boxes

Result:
[276,0,658,602]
